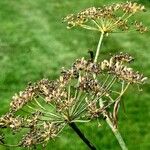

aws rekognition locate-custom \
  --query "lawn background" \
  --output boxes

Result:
[0,0,150,149]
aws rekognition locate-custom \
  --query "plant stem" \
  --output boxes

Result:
[94,32,104,63]
[69,122,96,150]
[106,117,128,150]
[94,32,128,150]
[99,99,128,150]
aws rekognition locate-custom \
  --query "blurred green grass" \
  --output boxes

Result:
[0,0,150,149]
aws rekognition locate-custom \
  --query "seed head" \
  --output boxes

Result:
[0,113,22,130]
[63,1,147,34]
[100,53,147,84]
[20,122,60,147]
[10,84,38,112]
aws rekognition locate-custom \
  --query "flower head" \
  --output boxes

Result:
[64,1,147,34]
[0,113,22,130]
[0,52,147,148]
[10,84,39,112]
[100,53,147,84]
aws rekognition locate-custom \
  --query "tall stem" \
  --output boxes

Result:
[106,118,128,150]
[69,122,96,150]
[94,32,128,150]
[94,32,104,63]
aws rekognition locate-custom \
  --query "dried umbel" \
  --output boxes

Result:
[0,111,63,148]
[63,1,147,34]
[0,53,147,148]
[0,113,61,148]
[100,53,147,84]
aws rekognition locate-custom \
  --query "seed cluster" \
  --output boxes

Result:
[134,21,148,33]
[38,79,67,103]
[20,122,60,147]
[87,100,103,119]
[101,53,147,83]
[10,85,38,112]
[64,1,147,33]
[0,113,22,130]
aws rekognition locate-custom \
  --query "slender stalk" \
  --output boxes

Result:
[94,32,104,63]
[80,24,99,31]
[105,116,128,150]
[94,32,128,150]
[0,143,20,147]
[99,99,128,150]
[69,122,96,150]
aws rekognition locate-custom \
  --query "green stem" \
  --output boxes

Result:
[94,32,128,150]
[99,99,128,150]
[94,32,104,63]
[106,117,128,150]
